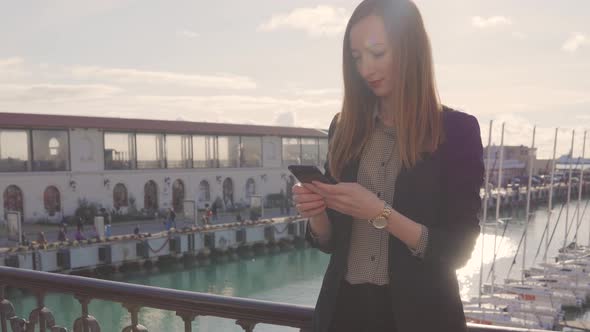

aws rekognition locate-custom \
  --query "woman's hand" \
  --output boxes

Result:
[292,182,326,218]
[307,181,384,220]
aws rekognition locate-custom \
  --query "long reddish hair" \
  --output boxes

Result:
[329,0,444,180]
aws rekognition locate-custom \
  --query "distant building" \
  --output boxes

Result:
[535,156,590,177]
[0,112,329,223]
[483,145,536,186]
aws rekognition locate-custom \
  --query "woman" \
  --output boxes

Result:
[292,0,484,331]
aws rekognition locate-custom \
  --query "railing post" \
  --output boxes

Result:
[32,291,50,331]
[73,295,101,332]
[175,311,197,332]
[26,291,67,332]
[0,285,16,332]
[236,319,258,332]
[121,304,147,332]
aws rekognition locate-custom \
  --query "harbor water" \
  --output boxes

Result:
[6,199,590,331]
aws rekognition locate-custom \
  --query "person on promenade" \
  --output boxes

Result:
[134,224,143,238]
[60,215,68,232]
[211,201,218,222]
[105,222,112,238]
[36,231,47,245]
[167,208,177,229]
[292,1,484,331]
[74,226,86,241]
[21,232,29,246]
[202,204,211,225]
[88,225,100,240]
[57,225,68,242]
[76,216,84,232]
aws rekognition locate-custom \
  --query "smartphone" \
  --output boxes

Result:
[287,165,338,185]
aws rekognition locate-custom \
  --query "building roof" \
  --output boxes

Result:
[556,155,590,165]
[0,112,328,138]
[483,159,526,169]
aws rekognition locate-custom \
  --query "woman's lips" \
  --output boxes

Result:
[368,79,383,88]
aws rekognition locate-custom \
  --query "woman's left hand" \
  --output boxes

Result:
[305,181,384,220]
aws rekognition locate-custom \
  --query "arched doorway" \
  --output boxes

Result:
[3,185,24,217]
[113,183,128,209]
[144,180,158,211]
[172,179,185,212]
[43,186,61,216]
[222,178,234,209]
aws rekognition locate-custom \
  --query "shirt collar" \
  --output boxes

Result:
[373,103,396,136]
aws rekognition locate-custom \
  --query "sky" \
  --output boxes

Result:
[0,0,589,158]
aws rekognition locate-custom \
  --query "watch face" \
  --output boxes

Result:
[372,218,388,229]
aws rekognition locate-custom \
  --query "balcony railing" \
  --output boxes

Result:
[0,266,549,332]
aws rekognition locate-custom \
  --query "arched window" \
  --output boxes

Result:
[3,185,24,216]
[246,178,256,197]
[144,180,158,210]
[43,186,61,215]
[172,179,185,212]
[49,137,60,156]
[199,180,210,202]
[222,178,234,208]
[113,183,128,209]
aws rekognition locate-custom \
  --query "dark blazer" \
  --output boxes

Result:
[306,107,484,332]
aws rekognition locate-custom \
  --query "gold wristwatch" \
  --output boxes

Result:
[368,201,393,229]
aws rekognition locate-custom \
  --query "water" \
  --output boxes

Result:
[6,199,590,331]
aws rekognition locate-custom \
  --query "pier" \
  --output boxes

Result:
[0,217,306,275]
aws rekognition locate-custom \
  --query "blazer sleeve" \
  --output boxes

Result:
[304,113,339,254]
[421,113,484,270]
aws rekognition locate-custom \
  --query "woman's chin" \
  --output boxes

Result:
[372,89,389,97]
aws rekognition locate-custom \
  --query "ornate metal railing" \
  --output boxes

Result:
[0,266,549,332]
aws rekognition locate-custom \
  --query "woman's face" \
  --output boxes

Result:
[349,14,395,97]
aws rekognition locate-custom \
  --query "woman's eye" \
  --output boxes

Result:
[374,52,385,58]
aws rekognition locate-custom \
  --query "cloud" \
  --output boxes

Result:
[471,16,512,29]
[0,90,340,128]
[0,83,122,103]
[293,88,342,97]
[562,33,588,52]
[115,94,340,128]
[258,6,348,37]
[0,57,28,79]
[133,94,340,113]
[511,31,527,40]
[0,57,24,68]
[70,65,256,89]
[177,28,199,38]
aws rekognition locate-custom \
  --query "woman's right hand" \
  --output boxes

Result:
[292,182,326,218]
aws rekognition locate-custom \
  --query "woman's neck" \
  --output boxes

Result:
[378,96,395,127]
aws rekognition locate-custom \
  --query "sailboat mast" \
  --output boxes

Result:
[479,120,493,306]
[564,130,575,249]
[492,123,505,293]
[544,128,559,263]
[575,131,586,244]
[522,126,536,283]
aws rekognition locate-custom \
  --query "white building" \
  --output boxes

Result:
[0,112,328,223]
